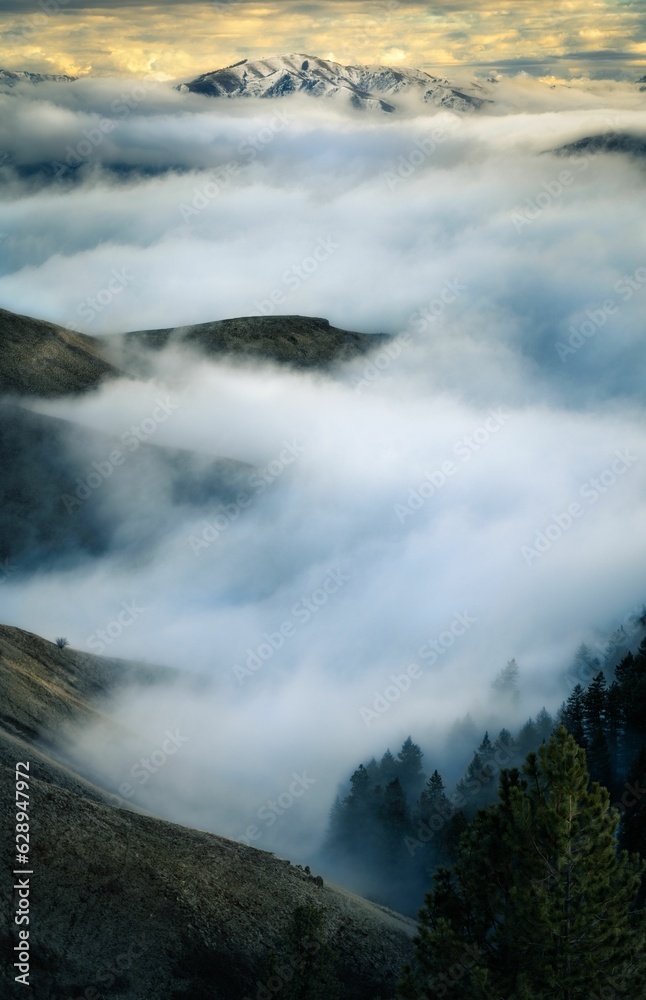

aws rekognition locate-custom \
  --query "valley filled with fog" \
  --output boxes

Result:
[1,73,645,868]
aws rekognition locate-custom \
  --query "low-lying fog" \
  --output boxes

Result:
[1,72,645,866]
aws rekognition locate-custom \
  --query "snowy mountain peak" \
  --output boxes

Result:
[177,53,490,113]
[0,68,77,87]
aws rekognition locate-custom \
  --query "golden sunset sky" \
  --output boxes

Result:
[1,0,645,81]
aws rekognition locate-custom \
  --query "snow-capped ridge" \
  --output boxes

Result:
[177,53,490,114]
[0,68,77,87]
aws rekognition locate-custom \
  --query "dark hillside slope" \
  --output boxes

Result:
[0,626,414,999]
[0,307,121,396]
[0,403,250,572]
[112,314,385,372]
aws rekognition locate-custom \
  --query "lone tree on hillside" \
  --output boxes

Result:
[55,637,69,649]
[398,727,646,1000]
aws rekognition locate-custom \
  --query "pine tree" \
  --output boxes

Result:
[418,770,453,824]
[364,756,380,785]
[455,749,497,817]
[414,769,455,865]
[492,658,520,706]
[494,727,513,752]
[379,748,398,785]
[517,716,539,754]
[615,640,646,761]
[477,731,493,759]
[619,745,646,866]
[473,732,498,806]
[559,684,587,749]
[342,764,374,854]
[568,642,600,688]
[323,795,346,855]
[399,728,646,1000]
[606,679,626,786]
[535,706,554,742]
[584,670,608,731]
[397,737,425,801]
[584,672,613,787]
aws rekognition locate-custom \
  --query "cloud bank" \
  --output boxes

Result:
[1,79,646,866]
[1,0,645,80]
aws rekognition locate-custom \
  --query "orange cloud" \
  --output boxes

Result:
[0,0,644,80]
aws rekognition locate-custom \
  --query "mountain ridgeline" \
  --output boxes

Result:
[0,306,384,397]
[176,53,491,114]
[0,306,386,579]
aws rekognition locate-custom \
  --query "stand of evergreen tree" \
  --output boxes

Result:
[322,718,552,914]
[558,636,646,875]
[398,728,646,1000]
[323,625,646,917]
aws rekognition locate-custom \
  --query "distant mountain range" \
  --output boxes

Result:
[176,52,490,113]
[2,58,646,116]
[0,68,77,86]
[0,54,491,114]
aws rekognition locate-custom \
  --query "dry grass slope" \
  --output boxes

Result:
[0,626,415,999]
[0,307,122,396]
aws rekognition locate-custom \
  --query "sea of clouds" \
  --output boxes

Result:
[1,73,645,863]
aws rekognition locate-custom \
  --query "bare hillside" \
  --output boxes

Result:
[0,307,122,396]
[0,626,415,999]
